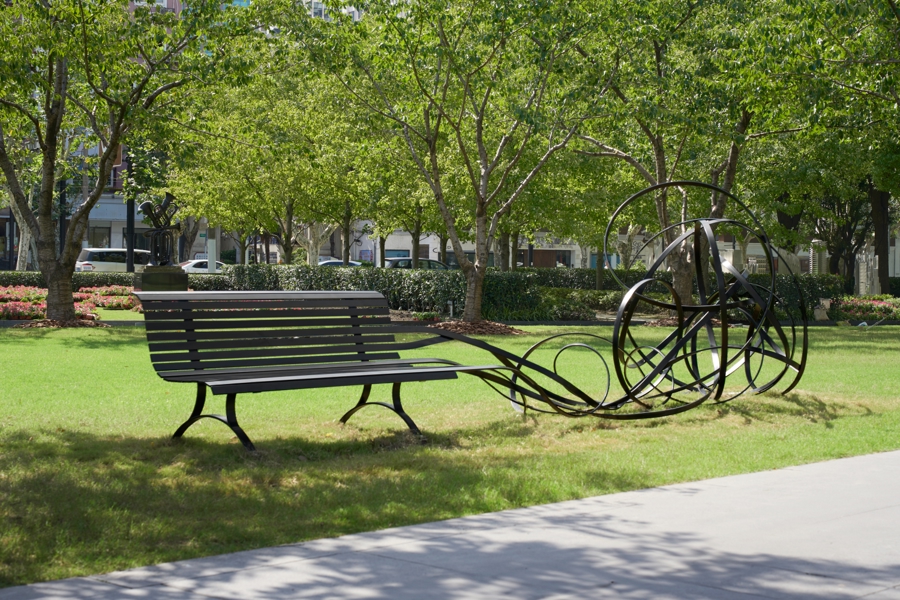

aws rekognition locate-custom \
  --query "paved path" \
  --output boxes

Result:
[5,451,900,599]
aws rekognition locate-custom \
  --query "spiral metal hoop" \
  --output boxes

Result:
[602,181,808,415]
[465,182,808,423]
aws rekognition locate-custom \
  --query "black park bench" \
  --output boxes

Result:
[133,290,559,451]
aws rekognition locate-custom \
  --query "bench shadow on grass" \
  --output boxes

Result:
[0,425,657,587]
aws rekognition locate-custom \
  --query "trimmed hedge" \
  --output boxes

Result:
[889,277,900,298]
[0,266,847,321]
[0,271,138,289]
[0,271,238,292]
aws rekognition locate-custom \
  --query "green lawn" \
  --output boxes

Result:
[1,325,898,586]
[95,307,144,321]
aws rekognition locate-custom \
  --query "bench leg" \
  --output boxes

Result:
[172,384,257,451]
[339,383,422,435]
[390,382,422,435]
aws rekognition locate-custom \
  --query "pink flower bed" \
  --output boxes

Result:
[829,297,900,321]
[0,285,137,320]
[0,286,46,303]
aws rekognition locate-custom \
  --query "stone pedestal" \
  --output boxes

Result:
[134,266,188,291]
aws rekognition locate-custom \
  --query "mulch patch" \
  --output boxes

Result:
[14,319,111,329]
[428,320,526,335]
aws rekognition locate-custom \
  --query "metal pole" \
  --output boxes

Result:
[57,178,67,255]
[126,153,135,272]
[126,198,135,272]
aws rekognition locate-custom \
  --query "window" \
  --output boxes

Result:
[386,249,410,258]
[97,251,126,263]
[590,253,618,269]
[122,228,152,251]
[88,227,110,248]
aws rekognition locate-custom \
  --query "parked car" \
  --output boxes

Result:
[318,259,362,267]
[180,259,225,274]
[384,258,451,270]
[75,248,151,272]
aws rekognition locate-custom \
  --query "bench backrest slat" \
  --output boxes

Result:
[149,334,398,353]
[134,291,402,374]
[143,307,389,321]
[144,316,392,332]
[145,324,397,343]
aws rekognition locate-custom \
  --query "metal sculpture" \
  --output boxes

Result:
[497,181,808,420]
[139,194,180,267]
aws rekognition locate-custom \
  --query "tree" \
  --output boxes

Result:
[574,0,806,303]
[294,0,616,320]
[0,0,247,319]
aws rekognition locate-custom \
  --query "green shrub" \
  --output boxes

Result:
[0,271,142,289]
[569,289,626,312]
[888,277,900,298]
[0,272,46,287]
[188,274,233,291]
[534,288,595,321]
[481,271,543,320]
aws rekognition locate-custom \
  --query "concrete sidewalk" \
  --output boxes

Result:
[4,450,900,599]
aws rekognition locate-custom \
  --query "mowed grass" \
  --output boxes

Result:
[1,325,898,586]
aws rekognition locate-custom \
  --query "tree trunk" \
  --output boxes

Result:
[263,233,271,264]
[342,201,353,266]
[461,264,486,322]
[379,235,386,267]
[595,250,604,290]
[869,183,890,294]
[8,200,34,271]
[438,233,448,265]
[737,232,752,273]
[499,232,510,271]
[226,232,248,265]
[669,249,694,308]
[16,223,33,271]
[179,217,201,262]
[45,268,76,321]
[409,226,421,268]
[510,231,520,271]
[828,251,844,280]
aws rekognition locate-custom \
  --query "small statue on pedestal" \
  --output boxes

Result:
[139,193,180,267]
[134,193,188,291]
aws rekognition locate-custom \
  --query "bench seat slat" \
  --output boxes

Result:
[149,337,450,365]
[207,365,499,395]
[145,316,392,331]
[158,358,460,383]
[151,352,403,372]
[150,340,418,364]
